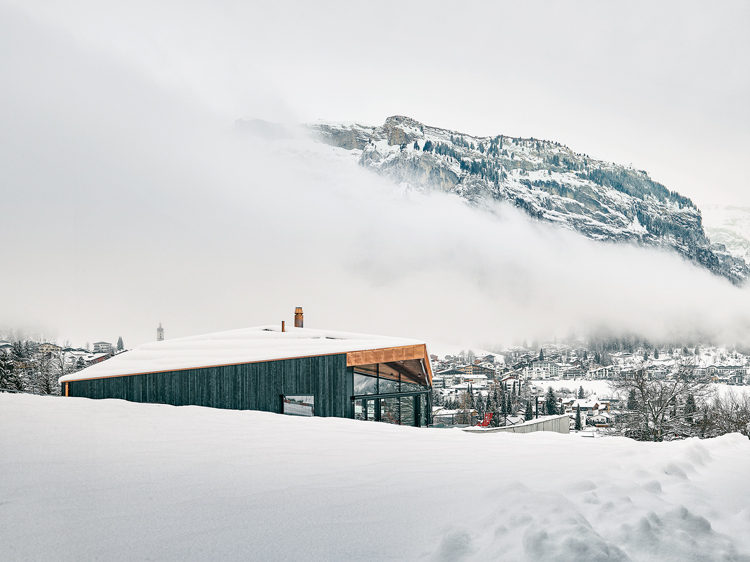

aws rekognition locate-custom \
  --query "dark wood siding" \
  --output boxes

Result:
[67,354,350,417]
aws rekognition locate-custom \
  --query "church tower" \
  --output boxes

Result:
[157,323,164,342]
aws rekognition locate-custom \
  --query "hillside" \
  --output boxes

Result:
[702,205,750,264]
[238,116,748,284]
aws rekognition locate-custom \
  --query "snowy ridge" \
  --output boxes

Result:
[237,116,748,284]
[60,326,425,382]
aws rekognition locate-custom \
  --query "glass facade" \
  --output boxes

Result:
[400,396,415,426]
[353,372,377,395]
[351,361,431,427]
[380,397,400,425]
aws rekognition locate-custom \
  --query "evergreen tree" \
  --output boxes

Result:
[524,401,533,421]
[684,393,697,423]
[476,392,485,418]
[489,393,501,427]
[574,406,583,431]
[544,387,557,415]
[654,348,659,359]
[512,381,516,396]
[578,386,585,399]
[0,350,24,391]
[117,336,124,351]
[413,140,419,150]
[643,350,649,361]
[583,350,588,361]
[423,140,433,152]
[627,388,638,410]
[538,348,544,361]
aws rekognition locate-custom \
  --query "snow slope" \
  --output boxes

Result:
[702,205,750,263]
[2,394,749,562]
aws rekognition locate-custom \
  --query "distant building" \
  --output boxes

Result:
[587,365,619,380]
[37,343,62,355]
[532,360,560,378]
[458,364,496,379]
[157,323,164,342]
[93,342,113,354]
[85,353,111,366]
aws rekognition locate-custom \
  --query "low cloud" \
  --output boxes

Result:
[2,7,749,350]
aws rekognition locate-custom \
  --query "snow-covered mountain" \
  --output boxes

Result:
[237,115,749,285]
[702,205,750,264]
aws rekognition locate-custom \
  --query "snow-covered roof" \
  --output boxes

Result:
[60,326,426,382]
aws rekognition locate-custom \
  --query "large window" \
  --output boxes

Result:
[380,397,400,425]
[351,362,431,426]
[353,398,377,421]
[400,396,415,426]
[353,361,430,395]
[353,372,377,395]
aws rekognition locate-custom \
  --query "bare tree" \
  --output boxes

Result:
[34,352,59,395]
[703,391,750,438]
[608,358,713,441]
[457,390,473,425]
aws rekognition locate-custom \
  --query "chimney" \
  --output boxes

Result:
[294,307,304,328]
[281,321,285,332]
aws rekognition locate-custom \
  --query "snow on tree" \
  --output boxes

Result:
[609,358,711,441]
[524,401,533,421]
[626,388,638,410]
[544,387,558,415]
[0,351,24,392]
[684,393,697,424]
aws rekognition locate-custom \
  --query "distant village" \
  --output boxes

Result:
[0,325,166,395]
[430,342,749,429]
[2,330,749,436]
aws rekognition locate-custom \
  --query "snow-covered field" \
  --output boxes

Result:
[2,394,749,562]
[530,379,750,400]
[531,379,617,398]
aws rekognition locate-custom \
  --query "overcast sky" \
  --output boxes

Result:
[2,1,749,349]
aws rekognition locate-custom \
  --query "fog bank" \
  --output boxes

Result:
[2,6,749,350]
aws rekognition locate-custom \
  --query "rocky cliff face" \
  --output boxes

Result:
[237,115,749,284]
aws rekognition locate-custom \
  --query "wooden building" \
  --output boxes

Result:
[59,319,433,427]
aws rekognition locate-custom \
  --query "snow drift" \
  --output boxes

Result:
[1,393,749,561]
